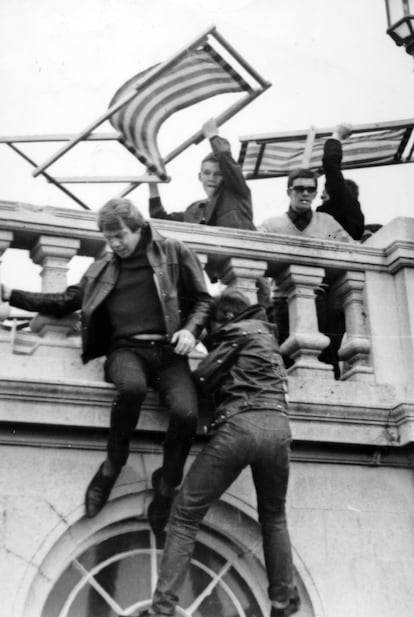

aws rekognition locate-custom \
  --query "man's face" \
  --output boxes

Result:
[102,221,141,258]
[288,177,317,213]
[199,161,223,198]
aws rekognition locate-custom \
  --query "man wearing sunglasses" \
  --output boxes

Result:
[259,168,352,242]
[258,169,352,378]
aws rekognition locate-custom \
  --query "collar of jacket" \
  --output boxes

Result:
[109,221,166,267]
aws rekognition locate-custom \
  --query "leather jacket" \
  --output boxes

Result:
[9,223,211,363]
[193,305,288,429]
[149,136,255,231]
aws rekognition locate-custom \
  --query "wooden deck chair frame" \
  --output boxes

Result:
[3,26,270,210]
[238,118,414,180]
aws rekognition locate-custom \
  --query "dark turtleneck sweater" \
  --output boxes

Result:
[105,237,165,342]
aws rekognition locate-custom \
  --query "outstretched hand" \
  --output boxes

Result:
[333,123,353,141]
[202,118,219,140]
[171,329,196,355]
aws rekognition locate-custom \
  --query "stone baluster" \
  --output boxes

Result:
[219,257,268,304]
[277,264,332,378]
[29,235,80,338]
[332,271,374,382]
[0,231,13,322]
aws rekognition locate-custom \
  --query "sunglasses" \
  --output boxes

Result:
[290,185,317,194]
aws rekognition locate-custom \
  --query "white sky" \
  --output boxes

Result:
[1,0,414,236]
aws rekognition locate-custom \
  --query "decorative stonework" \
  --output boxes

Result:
[333,271,374,382]
[220,257,268,304]
[277,265,332,378]
[29,235,81,339]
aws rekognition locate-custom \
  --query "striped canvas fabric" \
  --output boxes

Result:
[239,126,414,179]
[109,45,252,180]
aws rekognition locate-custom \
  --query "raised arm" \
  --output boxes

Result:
[202,118,250,199]
[323,124,351,203]
[319,123,364,240]
[148,181,185,222]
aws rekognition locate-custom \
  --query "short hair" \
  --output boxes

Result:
[287,168,318,189]
[97,198,146,232]
[345,178,359,199]
[201,152,219,167]
[211,288,251,323]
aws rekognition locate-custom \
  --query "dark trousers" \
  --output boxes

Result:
[105,342,198,487]
[152,410,294,615]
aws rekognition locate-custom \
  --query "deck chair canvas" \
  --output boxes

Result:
[238,119,414,179]
[28,26,270,208]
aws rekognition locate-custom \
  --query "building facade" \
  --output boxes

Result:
[0,201,413,617]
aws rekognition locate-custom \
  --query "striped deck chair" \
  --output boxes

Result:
[31,26,270,206]
[238,120,414,179]
[109,45,258,182]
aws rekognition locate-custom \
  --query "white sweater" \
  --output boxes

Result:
[259,211,353,243]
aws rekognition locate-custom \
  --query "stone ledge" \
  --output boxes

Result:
[0,423,412,469]
[0,199,396,272]
[0,376,412,447]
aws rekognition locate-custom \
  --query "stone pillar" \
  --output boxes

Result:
[30,235,80,338]
[333,271,374,382]
[220,257,268,304]
[31,235,80,292]
[0,231,13,322]
[277,264,332,378]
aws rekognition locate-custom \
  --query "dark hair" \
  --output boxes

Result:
[97,198,146,232]
[211,288,251,323]
[287,168,318,189]
[345,178,359,199]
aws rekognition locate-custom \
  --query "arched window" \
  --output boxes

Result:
[41,519,267,617]
[21,494,317,617]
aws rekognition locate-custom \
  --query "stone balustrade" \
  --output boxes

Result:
[1,199,414,448]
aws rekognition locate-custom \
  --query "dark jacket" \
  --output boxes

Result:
[193,305,288,428]
[9,223,211,363]
[316,138,364,240]
[149,135,255,231]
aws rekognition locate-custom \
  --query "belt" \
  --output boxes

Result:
[131,334,168,341]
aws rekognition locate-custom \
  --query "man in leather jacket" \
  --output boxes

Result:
[137,289,299,617]
[1,198,211,530]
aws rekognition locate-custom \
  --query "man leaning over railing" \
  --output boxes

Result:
[148,118,255,282]
[258,168,353,378]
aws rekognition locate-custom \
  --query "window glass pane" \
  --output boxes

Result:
[42,524,263,617]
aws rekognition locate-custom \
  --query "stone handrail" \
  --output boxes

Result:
[1,200,414,448]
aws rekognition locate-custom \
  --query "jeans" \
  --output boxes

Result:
[105,342,198,487]
[152,410,294,615]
